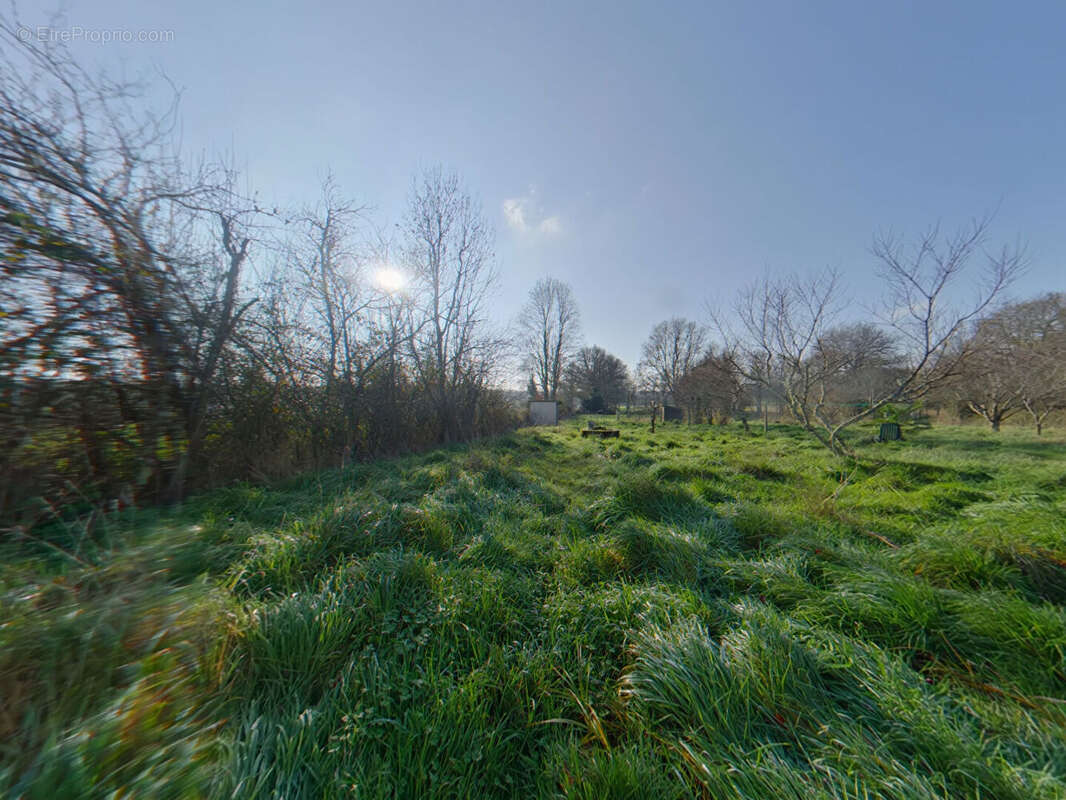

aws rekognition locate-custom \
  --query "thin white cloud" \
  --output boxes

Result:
[502,190,561,238]
[502,197,529,232]
[538,215,561,234]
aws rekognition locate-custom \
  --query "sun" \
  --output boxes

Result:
[373,267,408,294]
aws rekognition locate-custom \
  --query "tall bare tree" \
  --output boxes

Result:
[265,175,411,464]
[165,183,262,500]
[402,168,498,443]
[638,318,708,400]
[292,176,369,391]
[517,277,582,400]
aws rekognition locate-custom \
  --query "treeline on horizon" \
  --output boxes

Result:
[2,17,1065,535]
[521,286,1066,433]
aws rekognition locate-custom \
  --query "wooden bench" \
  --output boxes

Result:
[581,428,620,438]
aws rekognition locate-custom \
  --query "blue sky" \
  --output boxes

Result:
[34,0,1066,370]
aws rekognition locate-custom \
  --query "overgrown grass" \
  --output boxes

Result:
[4,419,1066,797]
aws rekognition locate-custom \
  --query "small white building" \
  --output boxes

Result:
[528,400,559,426]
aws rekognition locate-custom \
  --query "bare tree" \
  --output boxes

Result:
[675,350,745,424]
[727,270,848,446]
[402,167,498,443]
[954,292,1066,433]
[0,16,258,506]
[517,277,582,400]
[720,218,1025,455]
[871,219,1024,387]
[165,181,262,500]
[814,322,902,407]
[638,318,708,400]
[291,175,369,391]
[950,322,1024,432]
[1016,293,1066,435]
[267,175,412,464]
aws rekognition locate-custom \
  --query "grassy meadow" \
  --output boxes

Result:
[3,418,1066,798]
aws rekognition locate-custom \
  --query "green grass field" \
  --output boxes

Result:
[4,419,1066,798]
